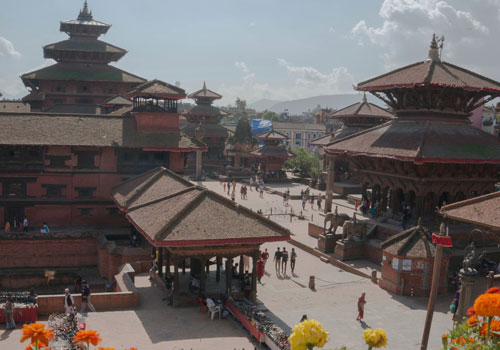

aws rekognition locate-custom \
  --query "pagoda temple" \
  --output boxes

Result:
[324,35,500,220]
[21,1,146,111]
[250,130,294,181]
[182,82,229,176]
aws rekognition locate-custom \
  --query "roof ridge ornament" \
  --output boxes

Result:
[362,92,367,103]
[426,34,444,63]
[78,0,93,21]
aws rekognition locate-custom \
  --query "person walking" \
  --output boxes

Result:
[261,248,270,269]
[310,194,315,209]
[257,258,264,284]
[5,297,15,330]
[259,187,264,199]
[281,247,289,275]
[64,288,75,315]
[22,216,29,232]
[290,248,297,274]
[274,247,282,274]
[223,182,226,192]
[231,190,236,202]
[80,280,96,314]
[317,195,322,211]
[356,292,366,321]
[302,195,307,210]
[283,191,287,206]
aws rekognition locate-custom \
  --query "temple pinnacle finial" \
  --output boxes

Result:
[203,81,207,90]
[362,92,367,103]
[78,0,93,20]
[427,34,441,62]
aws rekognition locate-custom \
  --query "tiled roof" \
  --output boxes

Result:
[250,145,294,158]
[273,122,327,132]
[311,127,365,147]
[183,122,229,138]
[126,80,185,99]
[0,112,206,150]
[441,192,500,230]
[111,167,290,246]
[21,62,146,83]
[325,119,500,163]
[188,82,222,100]
[357,58,500,93]
[102,95,132,106]
[43,39,126,54]
[381,222,436,258]
[0,101,31,113]
[44,104,100,114]
[182,104,225,117]
[256,129,288,140]
[330,100,393,119]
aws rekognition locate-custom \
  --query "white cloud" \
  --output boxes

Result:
[249,22,256,27]
[0,36,21,57]
[329,27,335,33]
[351,0,500,74]
[234,61,255,81]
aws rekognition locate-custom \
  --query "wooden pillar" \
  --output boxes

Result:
[200,257,207,292]
[174,258,179,298]
[390,188,399,213]
[182,259,186,274]
[416,195,425,219]
[381,187,389,212]
[362,183,368,200]
[239,255,244,276]
[165,250,171,276]
[225,257,233,296]
[195,150,202,180]
[216,257,221,282]
[158,247,164,277]
[324,155,335,213]
[249,251,259,302]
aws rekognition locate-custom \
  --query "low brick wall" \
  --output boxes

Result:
[308,222,324,238]
[38,263,140,315]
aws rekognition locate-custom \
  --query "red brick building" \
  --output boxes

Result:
[21,1,146,112]
[0,78,206,229]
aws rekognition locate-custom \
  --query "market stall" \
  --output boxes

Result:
[48,311,81,350]
[0,291,38,323]
[225,298,290,350]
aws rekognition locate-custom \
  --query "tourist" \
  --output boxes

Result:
[356,292,366,322]
[149,254,158,280]
[300,314,308,323]
[274,247,282,274]
[259,187,264,199]
[64,288,75,315]
[232,263,239,278]
[317,195,322,211]
[231,190,235,202]
[249,177,254,191]
[5,297,15,330]
[232,181,236,192]
[80,280,96,313]
[305,187,310,199]
[354,200,359,211]
[257,258,264,283]
[261,248,270,269]
[300,189,304,198]
[4,220,10,233]
[302,195,307,210]
[283,191,287,206]
[310,194,314,209]
[227,182,231,195]
[290,248,297,274]
[40,222,49,233]
[223,182,226,192]
[281,247,289,274]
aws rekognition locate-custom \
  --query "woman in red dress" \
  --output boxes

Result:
[257,258,264,284]
[357,292,366,321]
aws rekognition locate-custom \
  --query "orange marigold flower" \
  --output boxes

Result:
[20,323,54,347]
[97,347,115,350]
[474,293,500,317]
[467,315,478,327]
[441,334,448,339]
[467,306,476,316]
[127,348,138,350]
[451,338,457,344]
[73,330,102,346]
[480,320,500,337]
[469,337,475,343]
[486,287,500,294]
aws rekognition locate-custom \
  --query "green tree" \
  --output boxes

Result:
[262,111,280,122]
[285,148,322,177]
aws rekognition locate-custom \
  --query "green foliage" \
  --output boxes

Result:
[441,319,500,350]
[285,148,322,177]
[229,118,254,144]
[262,111,280,122]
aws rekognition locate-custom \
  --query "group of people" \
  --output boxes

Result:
[300,188,322,211]
[3,216,31,233]
[273,247,297,275]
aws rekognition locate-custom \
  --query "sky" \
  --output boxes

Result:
[1,0,500,106]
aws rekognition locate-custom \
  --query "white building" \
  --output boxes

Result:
[272,122,327,151]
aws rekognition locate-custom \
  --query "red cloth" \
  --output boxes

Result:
[261,252,269,260]
[357,295,366,319]
[432,233,452,247]
[257,261,264,278]
[0,306,37,322]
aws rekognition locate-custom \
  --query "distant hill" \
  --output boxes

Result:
[248,99,282,112]
[251,94,382,115]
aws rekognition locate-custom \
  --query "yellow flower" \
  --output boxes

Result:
[288,319,329,350]
[363,328,388,348]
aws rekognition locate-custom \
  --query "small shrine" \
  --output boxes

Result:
[250,130,294,182]
[182,82,229,176]
[111,167,290,305]
[380,219,449,296]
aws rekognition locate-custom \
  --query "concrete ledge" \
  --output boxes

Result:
[289,239,371,279]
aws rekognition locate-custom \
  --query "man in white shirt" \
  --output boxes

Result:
[64,288,75,315]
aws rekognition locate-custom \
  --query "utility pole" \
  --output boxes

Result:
[420,222,451,350]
